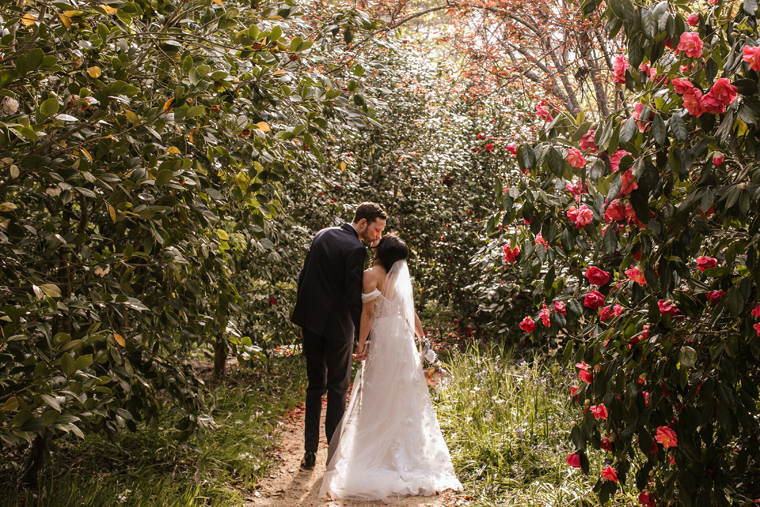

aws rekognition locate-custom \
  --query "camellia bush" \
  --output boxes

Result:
[496,0,760,504]
[0,0,382,481]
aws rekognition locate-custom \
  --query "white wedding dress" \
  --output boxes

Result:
[319,261,462,502]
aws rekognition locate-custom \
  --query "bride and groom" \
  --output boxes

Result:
[290,202,462,501]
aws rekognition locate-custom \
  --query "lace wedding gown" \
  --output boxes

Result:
[319,261,462,502]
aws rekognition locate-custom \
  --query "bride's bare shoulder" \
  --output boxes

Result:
[362,265,386,293]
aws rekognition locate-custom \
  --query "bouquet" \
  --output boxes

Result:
[419,338,447,392]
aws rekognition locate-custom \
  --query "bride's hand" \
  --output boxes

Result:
[353,342,369,361]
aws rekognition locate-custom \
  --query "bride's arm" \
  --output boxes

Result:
[354,270,378,360]
[414,311,424,340]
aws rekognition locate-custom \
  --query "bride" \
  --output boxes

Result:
[319,233,462,501]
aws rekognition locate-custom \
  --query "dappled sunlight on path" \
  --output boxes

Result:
[245,402,463,507]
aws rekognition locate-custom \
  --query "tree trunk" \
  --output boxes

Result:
[214,337,227,377]
[20,431,47,486]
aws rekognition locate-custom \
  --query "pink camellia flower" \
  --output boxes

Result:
[539,305,551,326]
[599,305,614,322]
[696,256,717,271]
[584,291,605,310]
[609,149,631,173]
[613,54,629,84]
[677,32,704,58]
[576,361,592,383]
[605,199,626,222]
[601,466,619,482]
[585,266,611,286]
[506,144,517,155]
[519,316,535,333]
[625,266,647,285]
[570,205,593,228]
[601,436,614,452]
[683,89,705,117]
[570,385,579,397]
[613,305,623,316]
[706,290,725,305]
[619,169,638,196]
[687,13,700,26]
[672,78,695,95]
[566,453,582,468]
[566,181,586,196]
[555,301,567,316]
[710,78,738,106]
[655,426,678,448]
[503,242,520,263]
[535,232,548,249]
[590,404,608,420]
[751,303,760,318]
[567,147,586,168]
[580,130,597,152]
[659,299,682,318]
[754,323,760,337]
[485,143,494,152]
[701,92,726,115]
[536,101,553,122]
[743,45,760,72]
[639,490,656,507]
[633,103,653,132]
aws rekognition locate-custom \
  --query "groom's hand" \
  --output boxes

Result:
[353,342,369,361]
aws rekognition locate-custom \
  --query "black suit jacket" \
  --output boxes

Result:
[291,223,366,341]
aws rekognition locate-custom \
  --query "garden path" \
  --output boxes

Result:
[245,402,465,507]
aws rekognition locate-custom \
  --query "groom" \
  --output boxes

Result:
[291,202,387,469]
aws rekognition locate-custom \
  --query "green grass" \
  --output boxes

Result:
[435,346,637,506]
[0,354,307,507]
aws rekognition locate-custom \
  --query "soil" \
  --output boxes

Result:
[244,402,468,507]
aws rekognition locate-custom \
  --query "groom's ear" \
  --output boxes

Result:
[355,218,367,230]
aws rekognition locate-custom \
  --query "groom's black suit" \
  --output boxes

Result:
[291,223,366,452]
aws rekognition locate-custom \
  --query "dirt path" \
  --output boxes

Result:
[245,402,467,507]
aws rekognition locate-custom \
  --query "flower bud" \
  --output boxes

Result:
[1,97,18,115]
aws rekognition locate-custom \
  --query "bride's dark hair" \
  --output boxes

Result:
[376,233,408,272]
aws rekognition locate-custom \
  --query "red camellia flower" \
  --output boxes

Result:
[619,169,638,196]
[639,490,656,507]
[613,305,623,316]
[503,242,520,263]
[591,404,608,420]
[576,361,592,383]
[687,13,699,26]
[601,436,614,452]
[625,266,647,285]
[613,54,629,84]
[566,453,582,468]
[696,256,717,271]
[658,299,682,318]
[706,290,725,305]
[676,32,704,58]
[568,205,594,228]
[605,199,626,222]
[485,143,494,152]
[710,78,739,106]
[554,301,567,316]
[536,101,553,122]
[580,130,597,152]
[519,316,535,333]
[585,266,611,286]
[701,92,726,115]
[743,45,760,71]
[609,149,631,173]
[754,323,760,337]
[477,132,485,140]
[655,426,678,448]
[713,152,725,166]
[506,144,517,155]
[539,305,551,327]
[535,232,548,249]
[601,466,618,482]
[672,78,695,95]
[567,147,586,168]
[600,305,614,322]
[751,304,760,318]
[584,291,605,310]
[269,298,277,304]
[566,181,586,196]
[683,88,705,117]
[570,385,579,397]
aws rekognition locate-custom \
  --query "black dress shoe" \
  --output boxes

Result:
[301,451,316,469]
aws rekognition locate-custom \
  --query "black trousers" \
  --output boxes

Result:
[302,328,353,452]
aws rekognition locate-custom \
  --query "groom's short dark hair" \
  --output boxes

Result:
[353,202,386,225]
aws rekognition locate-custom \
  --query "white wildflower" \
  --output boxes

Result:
[2,97,18,115]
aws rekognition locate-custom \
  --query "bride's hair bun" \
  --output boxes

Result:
[376,233,408,271]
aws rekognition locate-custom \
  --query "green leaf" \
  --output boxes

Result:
[289,36,303,51]
[26,48,45,73]
[606,172,623,202]
[74,354,93,371]
[186,105,204,118]
[652,114,667,146]
[517,144,536,171]
[620,117,638,144]
[155,169,173,186]
[40,283,62,298]
[270,25,282,42]
[40,98,60,119]
[610,0,635,22]
[546,147,563,175]
[344,27,353,44]
[679,346,697,368]
[603,225,618,254]
[670,112,687,141]
[40,394,61,413]
[642,8,656,39]
[61,353,76,377]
